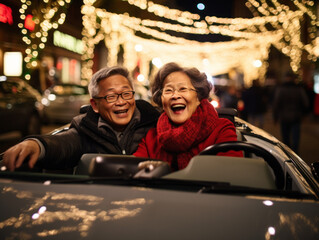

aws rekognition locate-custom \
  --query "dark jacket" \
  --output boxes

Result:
[36,100,160,169]
[273,82,309,123]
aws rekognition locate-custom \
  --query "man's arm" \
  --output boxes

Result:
[3,140,40,171]
[35,127,83,169]
[3,126,83,171]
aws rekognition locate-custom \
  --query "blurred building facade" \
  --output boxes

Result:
[0,0,83,93]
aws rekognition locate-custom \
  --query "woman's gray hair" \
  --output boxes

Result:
[151,62,213,107]
[88,66,134,98]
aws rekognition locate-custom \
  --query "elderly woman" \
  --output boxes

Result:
[134,62,241,170]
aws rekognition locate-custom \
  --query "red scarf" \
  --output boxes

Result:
[157,99,218,169]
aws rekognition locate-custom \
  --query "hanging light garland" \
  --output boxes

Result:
[82,0,318,85]
[122,0,201,25]
[123,0,318,69]
[246,0,318,72]
[82,6,279,85]
[19,0,71,79]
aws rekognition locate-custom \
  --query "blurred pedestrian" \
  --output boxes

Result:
[273,72,309,154]
[303,80,316,116]
[241,79,267,128]
[220,85,239,110]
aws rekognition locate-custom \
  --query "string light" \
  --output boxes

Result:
[81,0,318,85]
[19,0,71,73]
[247,0,318,72]
[122,0,200,25]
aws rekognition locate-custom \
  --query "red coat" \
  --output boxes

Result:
[134,117,241,170]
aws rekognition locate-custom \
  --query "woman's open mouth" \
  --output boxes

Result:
[171,104,186,113]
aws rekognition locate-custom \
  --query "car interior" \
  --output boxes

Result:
[69,107,316,195]
[0,107,318,198]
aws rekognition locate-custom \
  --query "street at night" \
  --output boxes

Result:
[1,1,319,239]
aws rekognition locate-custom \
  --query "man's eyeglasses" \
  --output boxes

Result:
[93,91,135,103]
[161,87,197,97]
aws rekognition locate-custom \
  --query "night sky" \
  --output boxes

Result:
[175,0,234,18]
[174,0,235,42]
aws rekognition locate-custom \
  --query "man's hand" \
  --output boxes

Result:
[2,140,40,171]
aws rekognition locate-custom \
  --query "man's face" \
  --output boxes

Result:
[90,74,136,131]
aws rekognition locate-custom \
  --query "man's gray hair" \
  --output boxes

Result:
[88,66,134,98]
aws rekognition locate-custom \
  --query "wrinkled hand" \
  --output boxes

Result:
[2,140,40,171]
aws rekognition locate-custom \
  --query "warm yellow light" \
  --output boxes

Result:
[137,74,145,82]
[135,44,143,52]
[81,0,317,84]
[31,60,38,67]
[4,52,23,76]
[152,57,162,68]
[253,59,262,68]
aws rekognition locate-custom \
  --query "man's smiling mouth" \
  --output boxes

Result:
[114,109,128,114]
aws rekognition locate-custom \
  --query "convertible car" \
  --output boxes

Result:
[0,108,319,239]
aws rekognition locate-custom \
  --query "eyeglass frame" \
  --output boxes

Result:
[93,90,135,103]
[160,87,197,97]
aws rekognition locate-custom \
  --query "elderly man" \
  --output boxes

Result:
[3,66,160,171]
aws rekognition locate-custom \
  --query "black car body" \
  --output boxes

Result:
[0,76,43,136]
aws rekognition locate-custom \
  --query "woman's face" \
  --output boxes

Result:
[161,71,200,125]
